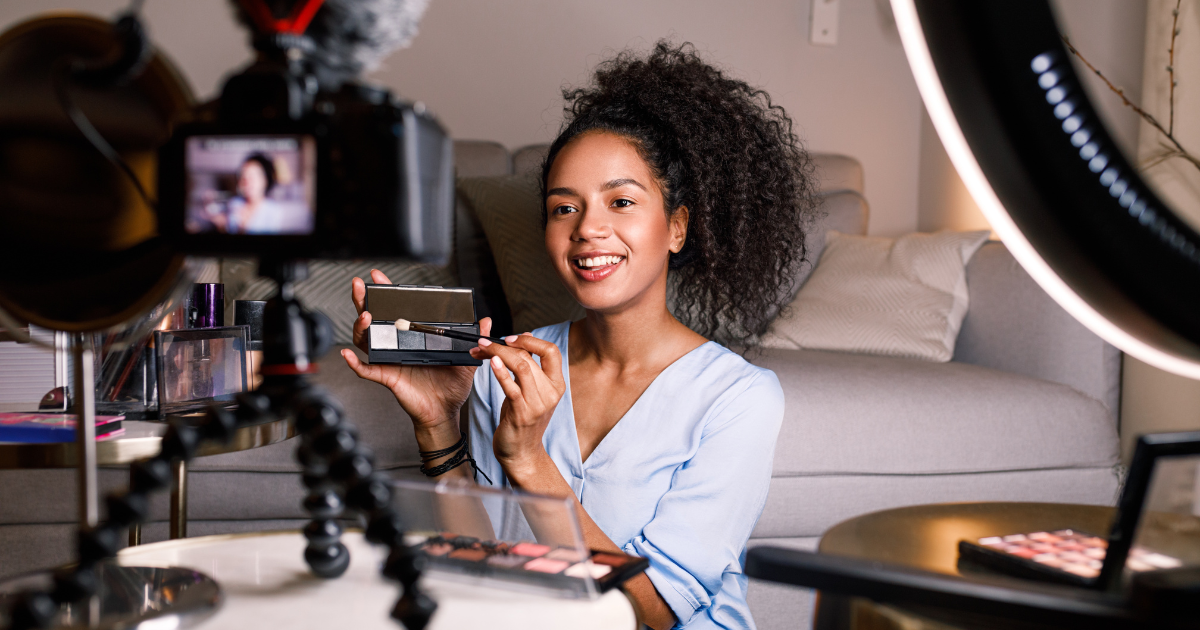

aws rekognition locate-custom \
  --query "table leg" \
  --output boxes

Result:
[170,459,187,539]
[128,464,142,546]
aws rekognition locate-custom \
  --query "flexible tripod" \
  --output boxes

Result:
[3,260,435,630]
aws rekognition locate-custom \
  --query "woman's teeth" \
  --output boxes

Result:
[575,255,623,269]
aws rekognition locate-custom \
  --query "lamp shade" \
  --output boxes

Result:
[0,14,195,335]
[892,0,1200,379]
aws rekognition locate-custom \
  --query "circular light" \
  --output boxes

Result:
[1071,129,1092,147]
[1062,115,1083,132]
[1038,71,1061,89]
[1099,168,1118,186]
[1053,100,1075,119]
[1080,142,1099,159]
[1046,86,1067,103]
[1130,199,1147,217]
[1089,154,1108,172]
[1031,53,1053,72]
[1119,189,1136,207]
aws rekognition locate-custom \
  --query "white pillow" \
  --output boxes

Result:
[762,230,991,362]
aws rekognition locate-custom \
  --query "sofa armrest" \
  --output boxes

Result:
[954,242,1122,418]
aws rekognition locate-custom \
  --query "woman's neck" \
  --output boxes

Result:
[569,278,706,372]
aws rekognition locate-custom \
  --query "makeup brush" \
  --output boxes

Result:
[394,319,508,346]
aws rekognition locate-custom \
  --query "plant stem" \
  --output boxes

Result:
[1169,0,1181,135]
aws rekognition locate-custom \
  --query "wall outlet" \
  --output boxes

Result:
[810,0,841,46]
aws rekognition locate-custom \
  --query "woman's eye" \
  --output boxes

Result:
[552,205,576,216]
[612,198,634,208]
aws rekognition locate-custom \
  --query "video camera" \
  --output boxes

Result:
[156,0,454,262]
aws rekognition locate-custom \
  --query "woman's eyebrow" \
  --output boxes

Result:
[546,186,578,197]
[602,178,647,192]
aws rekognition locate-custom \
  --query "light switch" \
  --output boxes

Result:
[810,0,841,46]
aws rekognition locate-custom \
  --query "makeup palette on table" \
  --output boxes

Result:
[409,532,649,597]
[391,478,649,598]
[958,529,1183,587]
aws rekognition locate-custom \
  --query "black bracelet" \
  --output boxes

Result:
[418,434,467,461]
[419,437,492,485]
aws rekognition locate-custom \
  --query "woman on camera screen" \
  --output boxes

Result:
[344,42,815,629]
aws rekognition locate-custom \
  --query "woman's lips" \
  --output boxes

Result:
[571,256,624,282]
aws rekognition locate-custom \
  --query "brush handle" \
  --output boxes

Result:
[409,323,508,346]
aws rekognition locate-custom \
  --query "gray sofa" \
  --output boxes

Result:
[0,141,1120,630]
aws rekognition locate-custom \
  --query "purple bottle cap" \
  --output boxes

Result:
[191,283,225,328]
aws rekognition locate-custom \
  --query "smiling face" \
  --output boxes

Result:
[237,160,268,204]
[544,131,688,315]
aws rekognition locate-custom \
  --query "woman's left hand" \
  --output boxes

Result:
[471,334,566,477]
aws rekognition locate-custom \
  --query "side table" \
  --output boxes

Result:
[812,502,1200,629]
[0,414,296,543]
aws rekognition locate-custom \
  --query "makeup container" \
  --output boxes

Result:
[391,479,649,598]
[154,326,249,415]
[365,285,482,366]
[234,300,266,389]
[189,283,225,328]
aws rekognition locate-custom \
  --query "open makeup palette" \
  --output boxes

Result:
[392,478,649,598]
[407,532,648,596]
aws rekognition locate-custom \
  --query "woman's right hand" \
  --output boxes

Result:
[341,269,490,433]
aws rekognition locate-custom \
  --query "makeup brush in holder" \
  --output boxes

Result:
[394,318,507,346]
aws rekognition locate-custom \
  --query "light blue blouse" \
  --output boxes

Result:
[469,321,785,629]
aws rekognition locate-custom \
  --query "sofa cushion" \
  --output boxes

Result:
[751,348,1119,477]
[794,190,869,290]
[765,231,990,362]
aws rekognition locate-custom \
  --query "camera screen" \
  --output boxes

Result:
[184,135,317,235]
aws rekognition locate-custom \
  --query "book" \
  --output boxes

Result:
[0,413,125,443]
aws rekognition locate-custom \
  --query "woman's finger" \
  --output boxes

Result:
[352,310,373,353]
[478,341,545,398]
[507,334,565,391]
[479,317,492,338]
[351,276,368,315]
[370,268,393,285]
[489,355,525,407]
[342,348,388,385]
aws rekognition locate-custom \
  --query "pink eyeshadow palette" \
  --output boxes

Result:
[960,529,1183,587]
[413,533,649,596]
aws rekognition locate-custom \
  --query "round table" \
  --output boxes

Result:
[0,415,296,541]
[814,502,1200,629]
[116,531,637,630]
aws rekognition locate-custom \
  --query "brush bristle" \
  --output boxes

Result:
[393,318,411,332]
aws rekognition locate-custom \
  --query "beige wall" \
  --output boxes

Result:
[0,0,923,237]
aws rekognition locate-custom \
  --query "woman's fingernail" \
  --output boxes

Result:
[478,338,492,347]
[491,356,503,368]
[504,336,519,344]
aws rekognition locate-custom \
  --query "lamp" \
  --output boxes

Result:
[892,0,1200,379]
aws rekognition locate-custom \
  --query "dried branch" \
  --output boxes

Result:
[1062,33,1197,176]
[1169,0,1181,135]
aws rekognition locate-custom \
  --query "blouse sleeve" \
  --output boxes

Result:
[623,370,784,628]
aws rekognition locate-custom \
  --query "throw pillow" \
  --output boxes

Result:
[762,230,991,362]
[456,175,585,333]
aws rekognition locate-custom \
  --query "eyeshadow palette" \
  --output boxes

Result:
[412,533,649,597]
[958,529,1183,587]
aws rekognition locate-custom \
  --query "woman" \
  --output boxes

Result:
[225,153,286,234]
[343,42,815,629]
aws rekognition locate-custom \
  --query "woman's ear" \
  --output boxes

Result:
[670,206,689,253]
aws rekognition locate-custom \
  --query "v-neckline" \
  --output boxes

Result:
[561,322,713,467]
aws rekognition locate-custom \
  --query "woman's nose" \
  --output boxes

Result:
[572,207,612,240]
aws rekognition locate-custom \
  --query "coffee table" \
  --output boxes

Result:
[811,502,1200,629]
[0,414,296,542]
[115,530,637,629]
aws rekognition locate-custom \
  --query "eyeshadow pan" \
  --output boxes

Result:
[511,543,551,557]
[449,549,488,561]
[564,562,613,579]
[486,555,530,569]
[546,548,588,562]
[524,558,570,574]
[590,553,631,567]
[423,543,453,556]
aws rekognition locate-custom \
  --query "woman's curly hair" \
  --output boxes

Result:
[541,41,818,347]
